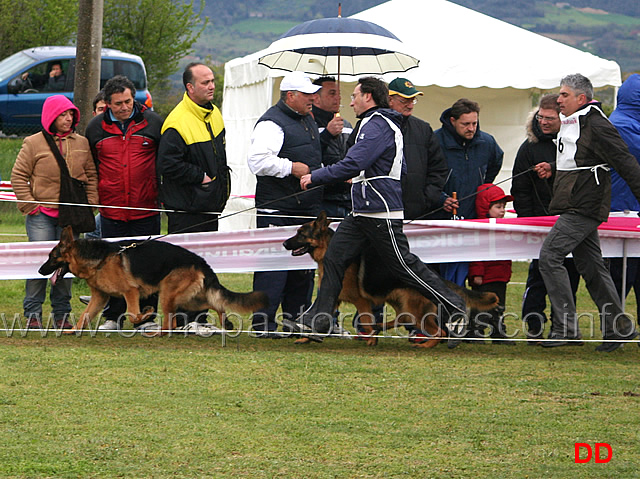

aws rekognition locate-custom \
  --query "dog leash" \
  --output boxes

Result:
[112,163,546,252]
[405,162,551,224]
[115,185,325,250]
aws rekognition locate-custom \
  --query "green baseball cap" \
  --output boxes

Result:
[388,77,424,98]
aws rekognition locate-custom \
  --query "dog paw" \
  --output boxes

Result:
[366,337,379,347]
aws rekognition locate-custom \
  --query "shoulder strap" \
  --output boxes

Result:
[42,130,70,177]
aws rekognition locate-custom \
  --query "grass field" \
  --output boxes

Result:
[1,139,640,477]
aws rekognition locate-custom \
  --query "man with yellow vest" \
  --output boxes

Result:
[156,62,230,332]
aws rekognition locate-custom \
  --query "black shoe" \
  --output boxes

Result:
[542,338,584,348]
[282,312,332,340]
[253,331,283,339]
[596,331,639,352]
[527,334,543,346]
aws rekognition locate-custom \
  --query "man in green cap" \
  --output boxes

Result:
[388,77,450,344]
[388,77,448,221]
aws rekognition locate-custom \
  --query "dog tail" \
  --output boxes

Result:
[210,288,269,313]
[445,280,499,312]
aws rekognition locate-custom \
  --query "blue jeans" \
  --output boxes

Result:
[24,213,72,319]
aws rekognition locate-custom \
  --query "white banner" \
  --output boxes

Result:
[3,216,640,280]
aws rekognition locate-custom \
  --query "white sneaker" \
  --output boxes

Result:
[178,321,221,337]
[331,322,352,338]
[79,295,91,305]
[135,321,160,332]
[98,320,119,331]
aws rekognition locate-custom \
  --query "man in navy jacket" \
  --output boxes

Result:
[284,77,466,339]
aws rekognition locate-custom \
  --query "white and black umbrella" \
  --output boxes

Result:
[258,17,419,79]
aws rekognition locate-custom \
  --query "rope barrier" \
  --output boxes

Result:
[0,326,630,346]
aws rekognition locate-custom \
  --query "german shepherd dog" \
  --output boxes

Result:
[39,226,268,334]
[283,212,501,347]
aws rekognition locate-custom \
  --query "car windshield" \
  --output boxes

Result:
[0,52,34,82]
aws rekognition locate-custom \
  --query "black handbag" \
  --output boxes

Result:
[43,131,96,234]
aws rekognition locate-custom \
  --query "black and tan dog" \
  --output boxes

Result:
[283,212,501,347]
[39,226,268,334]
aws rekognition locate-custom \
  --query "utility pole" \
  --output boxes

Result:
[75,0,103,135]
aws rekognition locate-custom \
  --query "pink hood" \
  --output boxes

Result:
[475,183,513,218]
[41,95,80,134]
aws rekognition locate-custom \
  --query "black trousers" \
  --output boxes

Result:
[307,214,466,320]
[522,258,580,336]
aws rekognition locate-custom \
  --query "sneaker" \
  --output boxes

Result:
[79,295,91,305]
[282,312,332,342]
[253,331,285,339]
[98,320,119,331]
[178,321,220,337]
[596,330,639,352]
[541,337,584,348]
[331,322,352,338]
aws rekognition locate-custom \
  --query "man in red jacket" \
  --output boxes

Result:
[85,75,164,332]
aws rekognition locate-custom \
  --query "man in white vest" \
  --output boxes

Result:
[535,73,640,351]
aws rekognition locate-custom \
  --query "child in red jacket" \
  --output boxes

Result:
[468,183,514,344]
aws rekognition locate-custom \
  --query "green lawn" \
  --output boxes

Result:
[1,140,639,477]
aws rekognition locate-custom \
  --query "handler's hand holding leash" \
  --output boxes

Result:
[534,162,552,179]
[300,174,312,191]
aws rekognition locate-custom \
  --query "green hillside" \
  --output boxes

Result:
[452,0,640,72]
[194,0,640,72]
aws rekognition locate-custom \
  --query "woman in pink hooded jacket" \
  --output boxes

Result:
[11,95,98,329]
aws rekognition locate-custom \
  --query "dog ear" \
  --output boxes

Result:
[316,210,331,229]
[60,225,75,245]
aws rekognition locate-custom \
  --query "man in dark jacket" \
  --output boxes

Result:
[388,77,448,221]
[312,76,353,219]
[434,98,503,286]
[247,71,322,336]
[157,63,230,234]
[536,74,640,351]
[387,77,449,343]
[85,75,163,332]
[510,93,580,343]
[285,77,466,341]
[156,62,230,331]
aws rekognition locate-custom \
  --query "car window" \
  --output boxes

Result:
[100,60,146,90]
[0,51,33,82]
[13,59,71,93]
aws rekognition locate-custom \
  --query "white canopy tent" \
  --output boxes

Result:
[221,0,621,231]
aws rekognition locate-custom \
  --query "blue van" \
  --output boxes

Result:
[0,46,152,135]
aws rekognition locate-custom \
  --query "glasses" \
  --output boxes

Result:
[536,114,558,122]
[350,93,360,101]
[392,96,418,105]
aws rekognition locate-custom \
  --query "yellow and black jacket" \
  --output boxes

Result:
[157,92,230,212]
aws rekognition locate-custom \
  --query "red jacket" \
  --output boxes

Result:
[85,103,163,221]
[469,183,512,284]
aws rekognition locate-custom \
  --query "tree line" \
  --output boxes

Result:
[0,0,206,93]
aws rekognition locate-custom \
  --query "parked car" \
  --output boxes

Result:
[0,46,152,135]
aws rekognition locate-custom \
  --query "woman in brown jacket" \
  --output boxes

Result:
[11,95,98,329]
